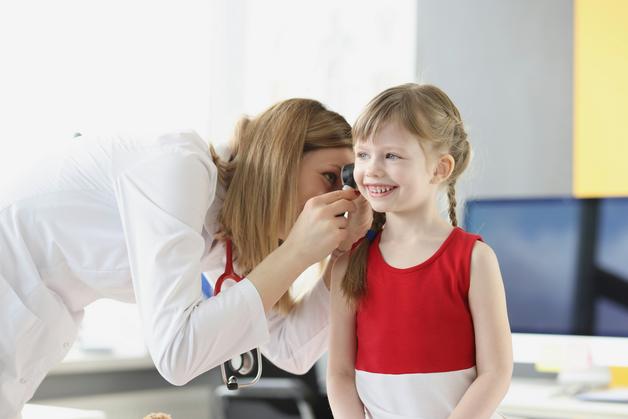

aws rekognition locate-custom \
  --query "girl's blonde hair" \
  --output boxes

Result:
[209,98,352,314]
[342,83,471,303]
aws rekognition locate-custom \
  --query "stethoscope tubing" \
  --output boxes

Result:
[212,240,262,390]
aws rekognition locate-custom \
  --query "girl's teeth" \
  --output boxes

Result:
[370,186,394,193]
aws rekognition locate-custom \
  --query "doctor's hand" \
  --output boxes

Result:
[336,188,372,253]
[283,188,359,267]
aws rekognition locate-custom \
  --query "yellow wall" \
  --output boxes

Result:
[574,0,628,197]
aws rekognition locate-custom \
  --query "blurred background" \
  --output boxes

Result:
[1,0,627,418]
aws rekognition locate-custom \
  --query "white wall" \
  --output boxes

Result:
[207,0,418,143]
[0,0,213,189]
[416,0,573,203]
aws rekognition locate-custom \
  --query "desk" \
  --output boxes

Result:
[23,404,105,419]
[500,378,628,419]
[34,351,215,419]
[50,350,154,375]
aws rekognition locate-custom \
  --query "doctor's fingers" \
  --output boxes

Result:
[354,193,370,207]
[351,196,372,216]
[313,188,358,206]
[330,226,350,245]
[323,198,357,217]
[331,214,349,230]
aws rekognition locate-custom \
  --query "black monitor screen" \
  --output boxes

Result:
[595,198,628,336]
[464,197,628,337]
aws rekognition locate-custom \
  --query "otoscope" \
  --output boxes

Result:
[341,163,357,189]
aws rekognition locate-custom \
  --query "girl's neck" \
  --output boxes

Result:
[382,201,453,244]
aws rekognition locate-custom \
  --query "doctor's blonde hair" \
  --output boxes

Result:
[210,99,352,314]
[342,83,471,304]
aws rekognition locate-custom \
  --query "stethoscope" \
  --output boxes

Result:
[202,239,262,390]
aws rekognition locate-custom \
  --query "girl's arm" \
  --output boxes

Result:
[327,253,365,418]
[448,241,513,419]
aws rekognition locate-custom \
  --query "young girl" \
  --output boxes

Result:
[327,84,512,419]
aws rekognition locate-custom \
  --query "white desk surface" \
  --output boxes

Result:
[50,351,153,375]
[23,404,105,419]
[48,340,153,376]
[501,378,628,419]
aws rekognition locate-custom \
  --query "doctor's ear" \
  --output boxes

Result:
[430,154,455,185]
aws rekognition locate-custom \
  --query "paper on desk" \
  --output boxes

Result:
[535,342,591,373]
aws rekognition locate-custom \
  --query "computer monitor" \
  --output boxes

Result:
[595,198,628,337]
[464,197,628,366]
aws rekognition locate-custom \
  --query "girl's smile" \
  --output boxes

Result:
[363,183,399,198]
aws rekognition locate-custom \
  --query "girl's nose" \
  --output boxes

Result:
[365,157,384,178]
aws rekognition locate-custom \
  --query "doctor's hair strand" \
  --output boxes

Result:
[209,116,251,189]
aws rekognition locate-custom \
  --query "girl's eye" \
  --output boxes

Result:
[323,172,338,184]
[386,153,400,160]
[356,152,368,159]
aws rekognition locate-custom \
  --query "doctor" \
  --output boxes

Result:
[0,98,371,418]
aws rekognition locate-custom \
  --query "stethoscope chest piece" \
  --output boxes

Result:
[221,348,263,390]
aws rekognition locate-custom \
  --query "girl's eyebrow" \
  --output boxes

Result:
[355,144,407,153]
[382,146,407,152]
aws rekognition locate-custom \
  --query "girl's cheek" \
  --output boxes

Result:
[353,169,365,188]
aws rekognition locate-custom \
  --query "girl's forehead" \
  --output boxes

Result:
[356,124,418,148]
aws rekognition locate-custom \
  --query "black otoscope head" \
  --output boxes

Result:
[341,163,357,189]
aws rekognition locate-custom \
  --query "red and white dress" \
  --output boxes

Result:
[355,227,501,419]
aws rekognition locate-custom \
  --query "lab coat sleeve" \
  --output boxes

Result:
[114,145,270,386]
[261,276,330,374]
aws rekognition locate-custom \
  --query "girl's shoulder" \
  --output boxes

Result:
[453,227,494,257]
[452,226,482,242]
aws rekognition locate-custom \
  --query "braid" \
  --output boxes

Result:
[447,181,458,227]
[341,210,386,304]
[371,211,386,233]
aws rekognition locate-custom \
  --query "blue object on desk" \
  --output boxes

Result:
[201,273,213,298]
[576,387,628,403]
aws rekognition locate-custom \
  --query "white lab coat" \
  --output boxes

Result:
[0,131,331,419]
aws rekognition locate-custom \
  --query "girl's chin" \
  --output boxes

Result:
[367,202,392,213]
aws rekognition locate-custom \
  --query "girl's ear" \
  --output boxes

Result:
[431,154,455,184]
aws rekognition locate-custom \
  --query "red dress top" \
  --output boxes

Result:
[355,227,482,374]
